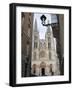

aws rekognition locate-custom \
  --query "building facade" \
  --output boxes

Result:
[21,12,33,77]
[51,14,64,75]
[31,20,60,76]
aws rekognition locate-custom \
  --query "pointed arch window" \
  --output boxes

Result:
[34,52,36,60]
[34,36,38,40]
[48,43,51,49]
[49,51,51,60]
[34,42,37,48]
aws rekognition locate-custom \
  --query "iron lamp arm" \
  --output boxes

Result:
[42,22,58,27]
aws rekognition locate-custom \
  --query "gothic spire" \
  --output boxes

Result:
[47,20,51,33]
[34,19,38,32]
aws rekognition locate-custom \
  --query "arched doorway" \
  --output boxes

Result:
[41,68,45,76]
[40,62,46,76]
[32,64,36,76]
[49,64,54,75]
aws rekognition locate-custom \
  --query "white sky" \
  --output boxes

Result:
[34,13,57,39]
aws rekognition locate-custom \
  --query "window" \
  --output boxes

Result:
[34,42,37,48]
[40,51,45,58]
[48,37,51,42]
[34,36,38,40]
[49,51,51,60]
[34,52,36,60]
[48,43,51,49]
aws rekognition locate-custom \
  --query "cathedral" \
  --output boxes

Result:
[31,19,60,76]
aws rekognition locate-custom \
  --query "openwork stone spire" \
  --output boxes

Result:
[34,19,38,32]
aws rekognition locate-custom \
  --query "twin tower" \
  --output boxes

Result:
[31,19,60,76]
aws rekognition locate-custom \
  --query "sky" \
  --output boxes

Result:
[34,13,57,39]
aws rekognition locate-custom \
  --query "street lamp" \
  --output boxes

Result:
[40,15,58,27]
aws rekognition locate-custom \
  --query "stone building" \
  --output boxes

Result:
[31,20,60,76]
[21,12,33,77]
[51,14,64,75]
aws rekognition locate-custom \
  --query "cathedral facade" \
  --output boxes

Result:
[31,20,60,76]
